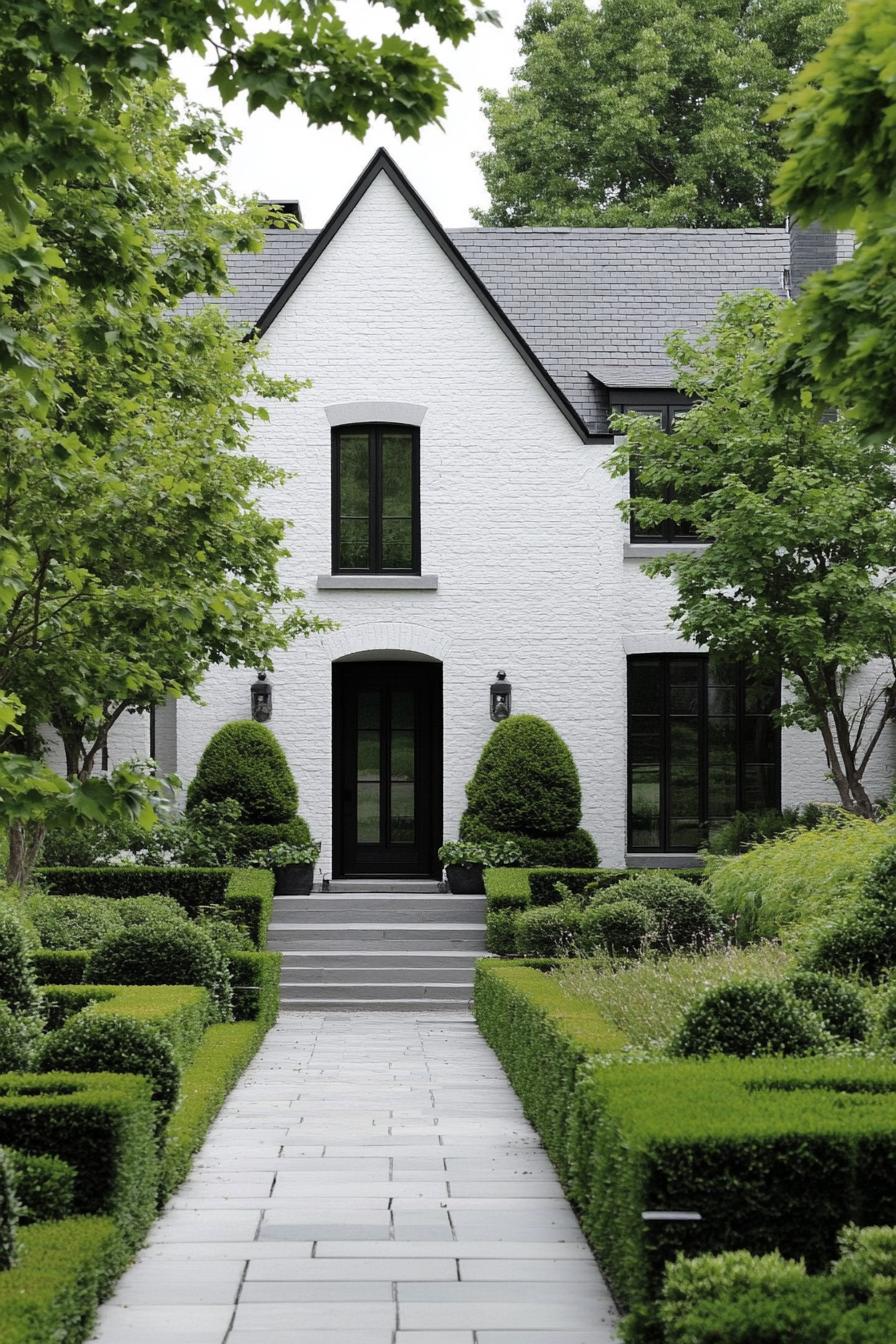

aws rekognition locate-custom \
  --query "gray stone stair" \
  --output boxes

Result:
[269,887,490,1011]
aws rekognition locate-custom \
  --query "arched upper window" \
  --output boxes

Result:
[332,424,420,575]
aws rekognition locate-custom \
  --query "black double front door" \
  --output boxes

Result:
[333,661,442,878]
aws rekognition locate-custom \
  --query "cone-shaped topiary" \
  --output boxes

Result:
[459,715,597,867]
[187,721,298,823]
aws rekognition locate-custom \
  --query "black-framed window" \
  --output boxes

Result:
[612,401,699,544]
[627,655,780,852]
[332,424,421,574]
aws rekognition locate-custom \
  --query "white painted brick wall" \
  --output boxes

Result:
[162,171,893,866]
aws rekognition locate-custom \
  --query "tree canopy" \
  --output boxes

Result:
[475,0,843,227]
[607,290,896,818]
[771,0,896,442]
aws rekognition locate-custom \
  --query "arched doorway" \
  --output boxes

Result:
[332,655,443,879]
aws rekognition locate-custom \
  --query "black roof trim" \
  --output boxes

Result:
[247,149,610,445]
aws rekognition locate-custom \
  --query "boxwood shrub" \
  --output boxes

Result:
[0,1002,42,1072]
[25,896,124,951]
[474,961,627,1180]
[672,981,827,1059]
[224,868,274,948]
[36,866,230,916]
[513,905,585,958]
[0,1073,157,1252]
[86,923,231,1020]
[0,1215,125,1344]
[228,952,281,1028]
[39,1016,181,1131]
[33,951,90,987]
[786,971,870,1043]
[567,1055,896,1339]
[528,869,600,906]
[187,720,298,822]
[0,909,41,1017]
[0,1147,15,1271]
[583,898,650,957]
[5,1150,76,1224]
[483,868,532,910]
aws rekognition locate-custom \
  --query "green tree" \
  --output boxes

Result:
[0,0,494,369]
[771,0,896,442]
[475,0,842,227]
[607,290,896,818]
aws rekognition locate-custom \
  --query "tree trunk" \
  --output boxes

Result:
[817,714,876,818]
[5,820,47,889]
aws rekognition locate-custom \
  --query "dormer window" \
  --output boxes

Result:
[332,424,420,575]
[611,399,702,545]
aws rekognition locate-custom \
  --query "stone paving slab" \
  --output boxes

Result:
[89,1012,619,1343]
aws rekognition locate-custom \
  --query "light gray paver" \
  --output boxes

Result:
[89,1012,619,1343]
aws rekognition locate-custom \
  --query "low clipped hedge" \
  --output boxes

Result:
[568,1055,896,1341]
[229,951,280,1027]
[5,1151,75,1225]
[0,1216,124,1344]
[474,961,627,1179]
[41,984,210,1066]
[0,1073,157,1252]
[33,951,90,987]
[223,869,274,948]
[528,868,601,906]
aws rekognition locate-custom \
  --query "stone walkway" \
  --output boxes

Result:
[90,1012,619,1344]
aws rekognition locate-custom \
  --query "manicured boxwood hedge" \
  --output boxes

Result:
[474,961,627,1179]
[229,951,280,1028]
[0,1073,157,1252]
[0,1216,125,1344]
[4,1150,75,1224]
[223,869,274,948]
[528,868,601,906]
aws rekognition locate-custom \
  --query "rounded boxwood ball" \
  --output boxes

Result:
[672,981,827,1058]
[583,898,650,957]
[615,872,721,952]
[803,900,896,983]
[86,922,229,1019]
[40,1013,180,1126]
[187,720,298,824]
[786,971,870,1043]
[463,715,583,836]
[513,905,584,957]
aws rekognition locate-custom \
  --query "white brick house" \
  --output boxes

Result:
[85,150,894,876]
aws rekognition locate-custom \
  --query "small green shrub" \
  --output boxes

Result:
[39,1014,181,1130]
[5,1150,75,1224]
[616,871,721,951]
[0,1002,43,1071]
[528,869,600,906]
[802,900,896,982]
[0,1147,17,1270]
[705,805,827,857]
[877,988,896,1051]
[583,898,650,957]
[26,896,124,951]
[0,907,41,1016]
[513,904,584,957]
[114,895,187,928]
[186,720,298,823]
[672,980,827,1058]
[86,922,231,1021]
[0,1215,126,1344]
[786,971,870,1043]
[197,910,254,953]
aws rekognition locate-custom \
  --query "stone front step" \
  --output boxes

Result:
[278,995,473,1011]
[273,894,485,924]
[280,963,476,985]
[280,981,473,1003]
[268,924,487,951]
[324,879,444,894]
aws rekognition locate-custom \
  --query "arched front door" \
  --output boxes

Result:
[333,660,442,878]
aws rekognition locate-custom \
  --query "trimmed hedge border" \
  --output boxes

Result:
[223,869,274,948]
[33,951,89,986]
[229,952,280,1028]
[474,961,626,1178]
[0,1216,124,1344]
[42,984,211,1066]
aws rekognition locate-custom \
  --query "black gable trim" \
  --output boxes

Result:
[247,149,611,445]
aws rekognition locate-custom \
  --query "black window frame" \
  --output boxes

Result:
[626,654,781,854]
[611,399,701,544]
[331,423,421,576]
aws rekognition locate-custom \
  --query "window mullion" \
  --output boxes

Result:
[371,428,381,573]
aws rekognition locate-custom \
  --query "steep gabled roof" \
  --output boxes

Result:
[183,151,790,437]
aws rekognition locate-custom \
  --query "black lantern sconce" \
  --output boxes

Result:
[490,670,512,722]
[250,671,273,722]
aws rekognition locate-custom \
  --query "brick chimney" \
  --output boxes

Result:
[786,219,855,297]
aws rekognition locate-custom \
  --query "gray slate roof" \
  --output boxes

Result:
[189,224,789,435]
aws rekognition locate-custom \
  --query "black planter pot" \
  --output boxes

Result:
[274,862,314,896]
[445,863,485,895]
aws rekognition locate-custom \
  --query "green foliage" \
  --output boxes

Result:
[187,721,298,824]
[528,868,600,906]
[38,865,231,917]
[228,952,281,1028]
[160,1020,272,1200]
[87,923,231,1021]
[787,970,870,1043]
[608,290,896,817]
[0,1003,42,1072]
[771,0,896,443]
[32,951,90,986]
[462,816,598,868]
[705,804,828,856]
[876,988,896,1052]
[709,814,896,945]
[802,900,896,982]
[615,871,721,951]
[672,980,827,1058]
[26,896,124,950]
[4,1150,75,1225]
[473,961,628,1178]
[0,907,41,1016]
[0,1073,157,1251]
[70,985,210,1067]
[114,895,187,929]
[483,867,533,910]
[39,1015,181,1131]
[223,868,274,949]
[463,715,583,835]
[0,1148,16,1271]
[0,1215,125,1344]
[513,904,585,957]
[476,0,842,227]
[485,909,518,955]
[232,818,312,860]
[583,899,650,957]
[567,1054,896,1334]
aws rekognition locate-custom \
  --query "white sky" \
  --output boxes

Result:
[171,0,529,228]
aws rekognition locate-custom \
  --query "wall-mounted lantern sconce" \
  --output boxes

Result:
[490,670,512,722]
[251,671,273,722]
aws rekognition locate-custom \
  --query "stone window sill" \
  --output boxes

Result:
[316,574,438,591]
[626,853,704,869]
[624,543,708,559]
